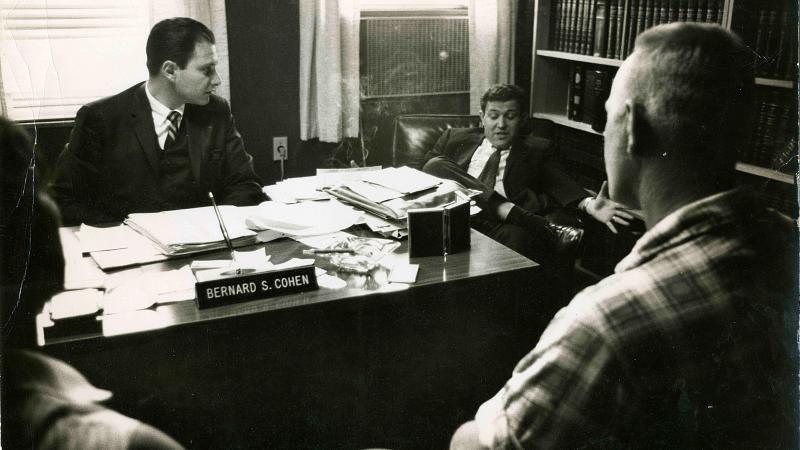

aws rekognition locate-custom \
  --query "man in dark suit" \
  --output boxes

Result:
[50,17,265,226]
[422,84,630,263]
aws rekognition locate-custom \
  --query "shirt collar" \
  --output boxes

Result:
[145,81,185,119]
[615,188,755,273]
[481,138,511,152]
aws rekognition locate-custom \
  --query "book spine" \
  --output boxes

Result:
[678,0,687,22]
[583,69,612,131]
[558,0,569,51]
[624,0,638,56]
[659,0,669,24]
[568,0,579,53]
[636,0,646,48]
[687,0,697,22]
[696,0,706,23]
[553,0,563,50]
[668,0,679,23]
[643,0,652,29]
[577,0,588,54]
[705,0,715,23]
[568,63,586,121]
[582,0,594,55]
[615,0,625,58]
[594,0,608,57]
[607,0,618,58]
[714,0,724,25]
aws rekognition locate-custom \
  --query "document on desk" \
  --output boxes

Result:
[102,266,198,314]
[89,230,170,270]
[125,206,258,256]
[359,166,442,195]
[316,166,382,188]
[263,176,331,203]
[243,200,361,237]
[74,224,142,253]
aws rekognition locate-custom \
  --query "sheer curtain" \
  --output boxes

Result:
[299,0,360,143]
[0,0,230,120]
[468,0,516,113]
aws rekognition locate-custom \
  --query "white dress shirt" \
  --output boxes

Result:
[467,138,510,198]
[145,82,185,150]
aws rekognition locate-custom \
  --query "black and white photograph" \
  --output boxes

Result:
[1,0,798,448]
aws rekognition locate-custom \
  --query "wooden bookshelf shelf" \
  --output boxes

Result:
[537,50,623,67]
[533,113,603,135]
[735,162,796,184]
[754,78,795,89]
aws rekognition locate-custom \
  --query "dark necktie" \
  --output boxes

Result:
[477,147,501,190]
[164,111,181,150]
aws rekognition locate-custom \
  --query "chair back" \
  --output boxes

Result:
[391,114,481,169]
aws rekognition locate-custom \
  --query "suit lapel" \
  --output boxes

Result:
[502,137,530,197]
[455,132,484,168]
[131,83,160,172]
[185,105,206,184]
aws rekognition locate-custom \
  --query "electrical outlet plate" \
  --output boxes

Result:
[273,136,288,161]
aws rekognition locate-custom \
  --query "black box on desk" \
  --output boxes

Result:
[407,201,470,257]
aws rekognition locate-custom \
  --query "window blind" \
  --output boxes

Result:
[0,0,151,121]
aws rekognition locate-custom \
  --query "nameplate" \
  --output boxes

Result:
[195,265,319,309]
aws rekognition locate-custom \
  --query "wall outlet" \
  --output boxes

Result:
[272,136,288,161]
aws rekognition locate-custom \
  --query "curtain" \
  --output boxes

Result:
[468,0,517,113]
[150,0,231,101]
[299,0,360,143]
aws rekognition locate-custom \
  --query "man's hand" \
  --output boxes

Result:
[583,181,635,234]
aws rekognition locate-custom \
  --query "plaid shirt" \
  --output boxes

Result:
[475,189,798,449]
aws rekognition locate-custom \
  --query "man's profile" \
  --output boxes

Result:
[50,17,265,226]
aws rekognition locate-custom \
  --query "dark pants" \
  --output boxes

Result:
[423,156,555,267]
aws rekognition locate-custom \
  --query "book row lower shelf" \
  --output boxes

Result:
[534,114,797,187]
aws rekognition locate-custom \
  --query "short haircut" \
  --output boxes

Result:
[146,17,215,76]
[480,84,527,113]
[629,23,754,166]
[0,117,64,346]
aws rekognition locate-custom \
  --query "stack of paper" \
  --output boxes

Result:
[243,200,362,237]
[262,176,331,203]
[124,206,258,256]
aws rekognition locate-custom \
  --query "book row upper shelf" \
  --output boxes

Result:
[543,0,797,85]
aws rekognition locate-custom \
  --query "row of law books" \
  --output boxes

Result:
[738,89,797,174]
[550,0,724,59]
[567,63,614,132]
[731,0,797,80]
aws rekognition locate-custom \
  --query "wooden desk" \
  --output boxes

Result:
[43,228,554,449]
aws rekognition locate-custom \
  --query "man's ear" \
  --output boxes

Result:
[624,100,643,158]
[161,60,178,81]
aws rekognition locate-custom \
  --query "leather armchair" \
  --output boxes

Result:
[391,114,585,301]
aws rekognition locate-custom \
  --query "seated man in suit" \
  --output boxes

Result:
[1,116,185,449]
[50,17,265,226]
[422,84,631,264]
[450,23,797,449]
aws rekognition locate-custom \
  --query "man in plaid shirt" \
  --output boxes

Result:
[451,22,798,449]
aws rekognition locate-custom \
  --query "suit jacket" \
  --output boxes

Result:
[50,82,265,225]
[424,127,586,213]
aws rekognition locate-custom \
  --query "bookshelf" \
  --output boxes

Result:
[530,0,798,218]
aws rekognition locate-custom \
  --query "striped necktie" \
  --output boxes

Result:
[164,111,181,150]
